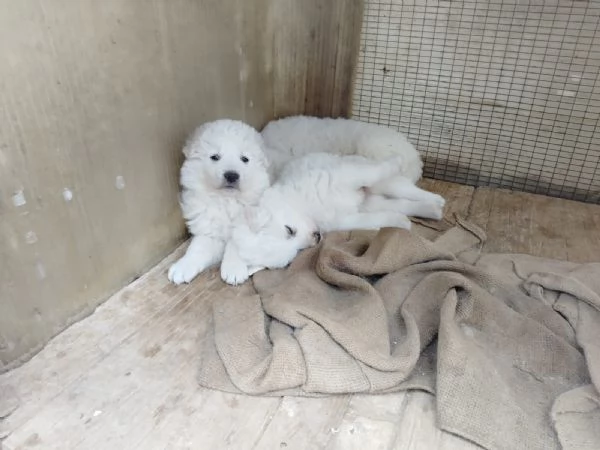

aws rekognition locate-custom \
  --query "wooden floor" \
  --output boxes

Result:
[2,180,600,450]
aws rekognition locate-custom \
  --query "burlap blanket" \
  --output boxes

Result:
[198,218,600,450]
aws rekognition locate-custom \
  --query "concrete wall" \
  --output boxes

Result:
[0,0,363,371]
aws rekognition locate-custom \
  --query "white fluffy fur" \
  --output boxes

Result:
[169,115,427,285]
[220,152,445,285]
[167,119,270,284]
[262,115,423,182]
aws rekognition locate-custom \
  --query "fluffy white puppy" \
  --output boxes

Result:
[167,119,270,284]
[262,115,423,182]
[220,152,445,285]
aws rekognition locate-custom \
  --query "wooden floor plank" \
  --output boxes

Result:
[252,396,351,450]
[468,187,600,263]
[3,254,282,450]
[326,393,409,450]
[134,390,281,450]
[0,244,208,436]
[393,392,476,450]
[3,274,222,449]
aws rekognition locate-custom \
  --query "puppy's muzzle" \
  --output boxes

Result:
[223,171,240,187]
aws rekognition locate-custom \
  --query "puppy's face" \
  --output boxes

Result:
[234,197,322,269]
[183,120,270,199]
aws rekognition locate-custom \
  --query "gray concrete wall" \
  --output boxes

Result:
[0,0,363,371]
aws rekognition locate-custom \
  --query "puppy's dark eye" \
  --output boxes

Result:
[210,154,220,161]
[240,156,249,163]
[285,225,296,237]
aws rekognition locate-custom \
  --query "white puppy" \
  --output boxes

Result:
[220,152,445,285]
[262,115,423,182]
[167,119,270,284]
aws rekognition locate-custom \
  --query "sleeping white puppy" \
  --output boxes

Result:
[262,115,424,182]
[167,119,270,284]
[220,152,445,285]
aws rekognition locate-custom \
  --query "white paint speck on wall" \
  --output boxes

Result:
[12,189,26,207]
[62,188,73,202]
[36,262,46,280]
[238,66,249,82]
[24,231,38,244]
[115,176,126,190]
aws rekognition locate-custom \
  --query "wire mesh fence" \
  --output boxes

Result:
[353,0,600,203]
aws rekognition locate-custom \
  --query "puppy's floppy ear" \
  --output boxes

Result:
[182,143,196,159]
[253,135,270,170]
[259,150,271,170]
[182,123,210,159]
[244,206,271,233]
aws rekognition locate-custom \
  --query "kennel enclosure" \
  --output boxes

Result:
[2,2,600,449]
[354,0,600,203]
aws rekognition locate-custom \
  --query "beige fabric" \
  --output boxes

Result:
[198,218,600,450]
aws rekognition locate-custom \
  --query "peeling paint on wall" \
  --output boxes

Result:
[35,262,46,281]
[24,231,38,245]
[62,188,73,202]
[115,176,126,190]
[11,190,26,207]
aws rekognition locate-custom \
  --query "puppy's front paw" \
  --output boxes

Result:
[431,204,445,220]
[427,194,446,220]
[428,207,443,221]
[431,193,446,209]
[415,201,445,221]
[393,214,412,230]
[220,258,250,286]
[168,257,202,285]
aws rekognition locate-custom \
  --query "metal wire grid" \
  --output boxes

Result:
[352,0,600,203]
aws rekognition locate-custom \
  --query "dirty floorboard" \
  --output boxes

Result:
[2,180,600,450]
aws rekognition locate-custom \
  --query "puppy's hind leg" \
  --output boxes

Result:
[168,235,224,284]
[361,195,444,220]
[332,211,411,232]
[342,156,404,190]
[220,242,251,286]
[371,176,445,209]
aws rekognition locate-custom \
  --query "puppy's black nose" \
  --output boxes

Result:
[313,231,322,243]
[223,171,240,184]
